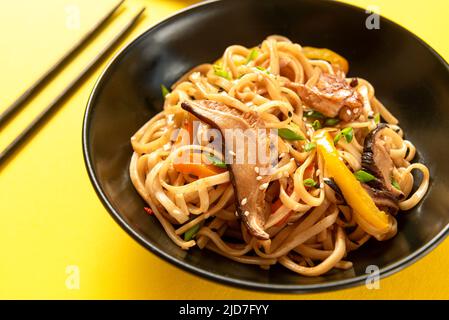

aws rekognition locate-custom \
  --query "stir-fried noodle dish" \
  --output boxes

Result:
[130,35,429,276]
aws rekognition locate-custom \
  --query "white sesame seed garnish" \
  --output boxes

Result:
[259,182,269,190]
[319,182,324,188]
[241,198,248,206]
[368,110,374,117]
[290,158,295,162]
[353,108,359,113]
[244,211,250,216]
[229,150,236,156]
[346,109,352,116]
[163,143,171,151]
[254,166,260,173]
[235,211,239,217]
[256,175,263,181]
[316,169,321,176]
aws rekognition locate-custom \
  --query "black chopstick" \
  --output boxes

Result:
[0,0,125,128]
[0,7,146,166]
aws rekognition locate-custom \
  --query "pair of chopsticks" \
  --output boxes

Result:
[0,1,145,165]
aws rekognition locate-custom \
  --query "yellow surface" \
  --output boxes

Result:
[0,0,448,299]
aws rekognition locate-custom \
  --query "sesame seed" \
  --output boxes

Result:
[244,211,250,216]
[259,182,269,190]
[346,109,352,116]
[235,211,239,217]
[316,169,321,175]
[256,175,263,181]
[241,198,248,206]
[229,150,236,156]
[319,182,324,188]
[254,166,259,173]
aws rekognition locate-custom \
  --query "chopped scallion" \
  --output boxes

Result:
[213,65,231,80]
[161,84,170,97]
[184,223,201,241]
[304,110,325,119]
[391,179,401,190]
[341,127,354,143]
[206,154,227,169]
[246,49,258,64]
[304,142,316,152]
[354,170,376,183]
[278,128,305,140]
[374,113,380,124]
[312,120,322,130]
[324,118,340,126]
[303,178,317,187]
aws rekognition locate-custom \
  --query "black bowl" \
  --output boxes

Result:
[83,0,449,292]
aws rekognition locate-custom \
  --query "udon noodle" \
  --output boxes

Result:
[129,35,429,276]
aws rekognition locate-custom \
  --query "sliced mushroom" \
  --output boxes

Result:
[294,72,363,121]
[362,185,400,216]
[323,177,345,205]
[362,123,404,199]
[181,100,272,240]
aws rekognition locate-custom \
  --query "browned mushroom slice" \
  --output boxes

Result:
[181,100,272,240]
[362,123,404,200]
[362,184,400,215]
[294,72,363,121]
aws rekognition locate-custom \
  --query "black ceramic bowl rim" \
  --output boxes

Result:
[82,0,449,293]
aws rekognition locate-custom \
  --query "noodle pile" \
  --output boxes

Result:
[129,35,429,276]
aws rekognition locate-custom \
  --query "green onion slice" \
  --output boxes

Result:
[278,128,305,140]
[303,178,317,187]
[304,142,316,152]
[184,223,201,241]
[161,84,170,97]
[354,170,376,183]
[206,154,227,169]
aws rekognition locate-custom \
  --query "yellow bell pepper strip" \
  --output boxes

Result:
[303,47,349,74]
[314,130,391,237]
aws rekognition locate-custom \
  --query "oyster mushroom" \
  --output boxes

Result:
[181,100,272,240]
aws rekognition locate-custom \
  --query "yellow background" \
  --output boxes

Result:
[0,0,448,299]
